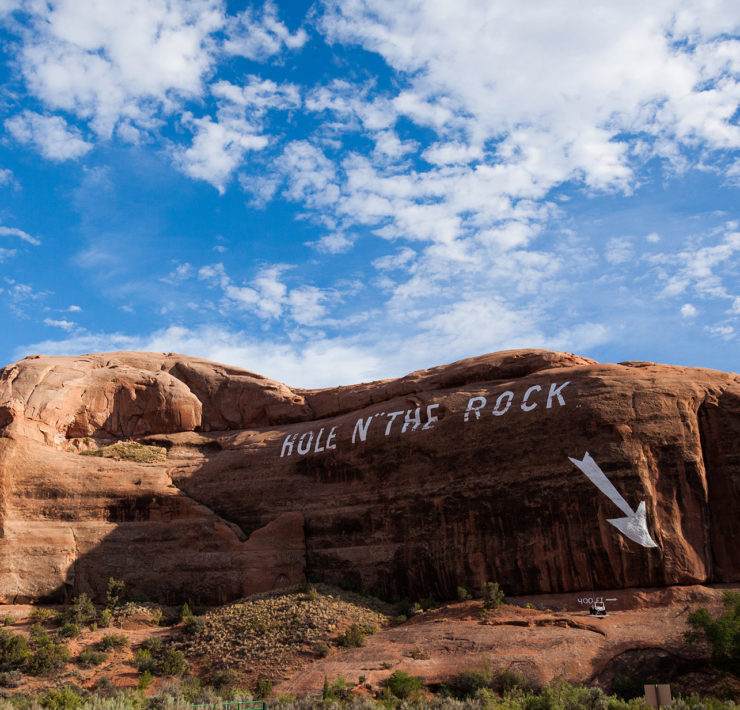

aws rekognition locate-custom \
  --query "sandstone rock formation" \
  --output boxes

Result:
[0,350,738,603]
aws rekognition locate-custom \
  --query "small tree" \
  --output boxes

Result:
[385,670,422,699]
[685,590,740,676]
[482,582,505,611]
[105,578,126,610]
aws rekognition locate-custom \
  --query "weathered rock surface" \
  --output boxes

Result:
[0,349,738,603]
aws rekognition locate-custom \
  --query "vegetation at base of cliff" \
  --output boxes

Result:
[179,584,391,679]
[0,678,737,710]
[79,441,166,463]
[685,591,740,677]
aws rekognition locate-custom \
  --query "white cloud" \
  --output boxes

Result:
[17,0,224,137]
[731,297,740,315]
[4,112,92,161]
[68,305,82,312]
[14,325,380,388]
[651,226,740,299]
[706,324,735,339]
[0,225,41,245]
[604,237,634,265]
[175,113,269,193]
[0,168,15,186]
[310,232,355,254]
[646,232,661,243]
[224,1,307,60]
[43,318,77,331]
[199,262,333,324]
[0,248,17,262]
[681,303,698,318]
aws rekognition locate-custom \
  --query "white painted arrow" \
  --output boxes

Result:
[568,452,658,549]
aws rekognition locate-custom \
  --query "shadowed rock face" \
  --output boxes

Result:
[0,350,737,603]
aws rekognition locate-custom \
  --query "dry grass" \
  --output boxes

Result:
[180,584,392,682]
[80,441,167,463]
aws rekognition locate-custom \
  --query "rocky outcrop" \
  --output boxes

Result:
[0,350,738,603]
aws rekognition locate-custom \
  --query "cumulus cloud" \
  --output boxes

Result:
[5,112,92,160]
[17,0,224,137]
[224,1,307,60]
[681,303,698,318]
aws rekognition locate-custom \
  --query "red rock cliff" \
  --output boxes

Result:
[0,350,737,603]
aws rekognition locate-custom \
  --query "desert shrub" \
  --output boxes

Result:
[482,582,505,610]
[58,622,80,639]
[77,648,107,667]
[26,624,70,676]
[97,609,112,628]
[182,615,205,636]
[134,639,187,677]
[61,594,97,628]
[685,590,740,675]
[457,586,471,602]
[494,668,531,693]
[179,603,193,622]
[336,623,366,648]
[408,647,429,660]
[137,670,154,691]
[307,587,319,602]
[255,678,272,699]
[385,670,423,699]
[29,608,56,624]
[1,616,14,627]
[158,649,187,676]
[79,441,166,463]
[0,670,22,688]
[133,648,156,674]
[39,685,86,710]
[97,633,129,651]
[105,578,126,609]
[314,642,330,658]
[209,668,241,689]
[0,629,30,671]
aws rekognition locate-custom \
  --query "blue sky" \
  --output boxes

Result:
[0,0,738,387]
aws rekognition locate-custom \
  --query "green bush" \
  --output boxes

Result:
[685,590,740,676]
[183,615,205,635]
[0,629,30,671]
[61,594,97,628]
[158,648,187,676]
[39,685,86,710]
[385,670,422,699]
[133,648,156,674]
[29,607,56,624]
[77,648,107,667]
[255,678,272,699]
[98,609,112,628]
[335,623,366,647]
[105,577,126,609]
[1,615,14,626]
[26,624,70,676]
[137,670,153,691]
[134,638,187,677]
[457,586,471,602]
[97,633,130,651]
[58,622,80,639]
[482,581,505,610]
[0,669,22,687]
